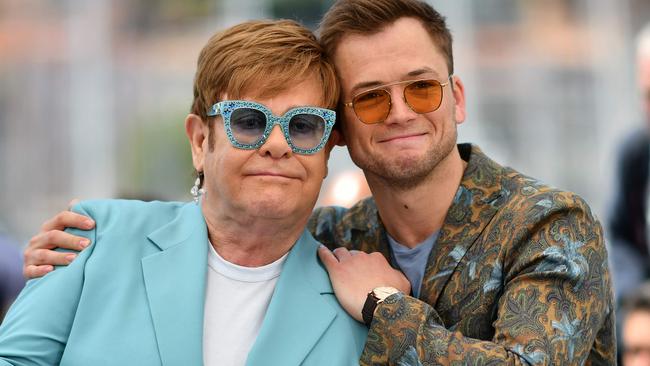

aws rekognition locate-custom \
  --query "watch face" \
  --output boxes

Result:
[373,287,399,300]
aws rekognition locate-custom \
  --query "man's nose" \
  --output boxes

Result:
[382,89,419,126]
[258,125,292,158]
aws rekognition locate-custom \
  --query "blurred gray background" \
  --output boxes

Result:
[1,0,649,246]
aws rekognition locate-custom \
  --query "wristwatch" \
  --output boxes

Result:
[361,286,401,326]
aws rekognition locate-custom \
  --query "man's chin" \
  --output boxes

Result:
[366,153,443,190]
[386,154,431,175]
[244,200,303,220]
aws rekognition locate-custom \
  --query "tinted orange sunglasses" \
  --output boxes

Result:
[344,76,452,124]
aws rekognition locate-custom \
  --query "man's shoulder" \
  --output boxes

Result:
[464,145,595,221]
[482,165,605,274]
[71,199,195,244]
[74,199,188,222]
[498,167,595,220]
[59,200,202,275]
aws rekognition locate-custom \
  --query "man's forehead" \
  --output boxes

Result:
[347,67,445,96]
[334,46,448,96]
[229,75,326,103]
[332,18,448,90]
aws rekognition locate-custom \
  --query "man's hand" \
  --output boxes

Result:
[23,199,95,279]
[317,246,410,323]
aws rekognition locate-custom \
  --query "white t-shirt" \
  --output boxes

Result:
[203,243,288,366]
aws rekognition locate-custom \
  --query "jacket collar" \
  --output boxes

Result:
[142,203,207,366]
[144,205,337,366]
[246,230,337,366]
[418,144,509,307]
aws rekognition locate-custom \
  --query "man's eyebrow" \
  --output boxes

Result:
[349,81,384,96]
[406,67,439,78]
[348,67,442,96]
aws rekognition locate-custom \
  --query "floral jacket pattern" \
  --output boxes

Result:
[308,144,615,365]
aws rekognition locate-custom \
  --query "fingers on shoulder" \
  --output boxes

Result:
[24,247,76,267]
[23,264,54,279]
[318,245,340,269]
[41,210,94,233]
[28,230,89,251]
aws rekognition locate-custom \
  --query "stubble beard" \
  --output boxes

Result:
[351,128,458,192]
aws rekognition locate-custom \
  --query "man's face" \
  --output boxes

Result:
[624,310,650,366]
[333,17,466,189]
[191,75,334,222]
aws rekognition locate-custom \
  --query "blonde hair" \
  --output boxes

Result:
[191,19,339,128]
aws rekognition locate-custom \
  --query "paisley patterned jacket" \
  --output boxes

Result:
[308,144,615,365]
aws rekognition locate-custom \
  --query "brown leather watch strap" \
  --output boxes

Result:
[362,291,380,326]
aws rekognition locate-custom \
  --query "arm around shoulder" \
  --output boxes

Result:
[308,205,350,249]
[0,203,98,365]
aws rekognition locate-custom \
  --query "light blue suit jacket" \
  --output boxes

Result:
[0,200,367,365]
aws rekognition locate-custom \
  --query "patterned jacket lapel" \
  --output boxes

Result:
[418,145,509,309]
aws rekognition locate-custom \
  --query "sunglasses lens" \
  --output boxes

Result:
[352,90,390,124]
[230,108,267,145]
[404,80,443,113]
[288,114,326,150]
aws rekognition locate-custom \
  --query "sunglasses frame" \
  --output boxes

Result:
[344,75,453,125]
[206,100,336,155]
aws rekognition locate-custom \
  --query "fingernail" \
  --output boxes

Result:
[65,254,77,263]
[80,239,90,248]
[84,220,95,228]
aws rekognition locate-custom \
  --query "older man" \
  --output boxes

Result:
[0,20,369,366]
[22,0,615,365]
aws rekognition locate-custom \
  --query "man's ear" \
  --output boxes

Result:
[185,114,208,172]
[451,75,467,125]
[333,124,348,147]
[336,130,347,146]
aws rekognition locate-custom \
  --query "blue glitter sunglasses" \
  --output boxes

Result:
[206,100,336,155]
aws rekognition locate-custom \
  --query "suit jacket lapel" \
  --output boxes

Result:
[246,230,336,366]
[419,145,508,308]
[142,203,208,366]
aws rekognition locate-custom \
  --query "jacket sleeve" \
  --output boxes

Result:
[308,206,349,249]
[360,199,615,365]
[0,204,96,366]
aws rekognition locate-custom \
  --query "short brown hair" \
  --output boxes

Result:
[318,0,454,74]
[191,19,339,130]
